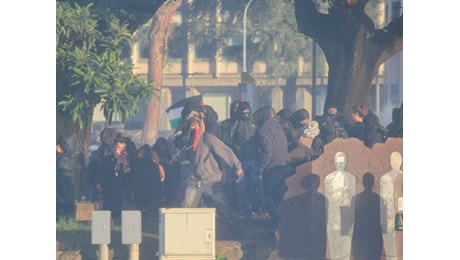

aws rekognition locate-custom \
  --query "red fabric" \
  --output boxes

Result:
[193,126,201,151]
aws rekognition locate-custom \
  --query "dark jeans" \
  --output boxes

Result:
[56,173,75,218]
[235,160,262,216]
[103,180,125,218]
[262,165,290,218]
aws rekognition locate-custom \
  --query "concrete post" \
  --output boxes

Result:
[129,244,139,260]
[99,244,109,260]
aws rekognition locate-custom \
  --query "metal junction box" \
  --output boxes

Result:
[159,208,216,260]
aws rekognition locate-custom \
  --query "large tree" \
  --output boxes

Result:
[294,0,403,116]
[64,0,184,145]
[56,2,154,196]
[141,0,183,145]
[57,0,184,195]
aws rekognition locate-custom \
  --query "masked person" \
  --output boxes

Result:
[176,112,247,240]
[228,101,263,219]
[253,106,290,221]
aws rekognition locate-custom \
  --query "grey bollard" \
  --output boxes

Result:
[122,210,142,260]
[91,210,111,260]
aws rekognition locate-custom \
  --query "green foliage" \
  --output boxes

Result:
[56,216,91,231]
[56,216,122,233]
[57,0,163,33]
[216,253,228,260]
[56,2,154,128]
[186,0,328,80]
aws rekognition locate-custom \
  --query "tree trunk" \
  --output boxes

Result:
[294,0,403,119]
[141,0,183,145]
[321,22,380,116]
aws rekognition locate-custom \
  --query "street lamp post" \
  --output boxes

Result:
[243,0,254,73]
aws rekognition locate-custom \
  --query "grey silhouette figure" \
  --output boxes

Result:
[325,151,356,260]
[380,151,403,260]
[351,172,383,260]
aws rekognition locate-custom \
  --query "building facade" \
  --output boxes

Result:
[93,0,403,134]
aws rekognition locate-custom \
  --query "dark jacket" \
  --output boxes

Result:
[346,122,365,141]
[130,155,162,207]
[230,114,258,161]
[363,111,385,148]
[255,117,289,173]
[386,105,403,138]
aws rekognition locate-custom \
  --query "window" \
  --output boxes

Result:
[167,25,182,59]
[139,42,149,60]
[194,42,213,60]
[221,36,242,61]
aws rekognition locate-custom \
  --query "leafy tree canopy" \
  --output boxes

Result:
[185,0,327,80]
[57,0,163,33]
[56,1,153,128]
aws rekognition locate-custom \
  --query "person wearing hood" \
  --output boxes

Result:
[280,108,310,152]
[229,101,262,219]
[310,113,340,161]
[252,106,290,220]
[277,108,313,173]
[179,113,246,239]
[276,108,293,144]
[203,104,222,140]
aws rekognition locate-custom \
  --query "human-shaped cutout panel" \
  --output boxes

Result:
[325,151,357,260]
[351,172,384,260]
[277,174,327,259]
[380,151,403,260]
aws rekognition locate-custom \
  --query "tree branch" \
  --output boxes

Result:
[294,0,325,38]
[374,14,403,64]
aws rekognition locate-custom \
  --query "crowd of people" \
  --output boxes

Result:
[56,98,403,239]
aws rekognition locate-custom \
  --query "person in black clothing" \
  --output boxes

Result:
[286,108,311,152]
[152,137,181,207]
[129,144,162,213]
[276,108,293,142]
[276,108,293,124]
[221,100,240,147]
[220,100,241,211]
[325,106,349,139]
[348,105,385,148]
[229,101,262,218]
[310,113,340,160]
[363,109,385,148]
[278,108,312,172]
[386,103,403,138]
[98,137,131,218]
[85,128,120,203]
[347,105,366,141]
[253,106,290,220]
[56,138,76,219]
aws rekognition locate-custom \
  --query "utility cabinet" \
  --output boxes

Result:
[159,208,216,260]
